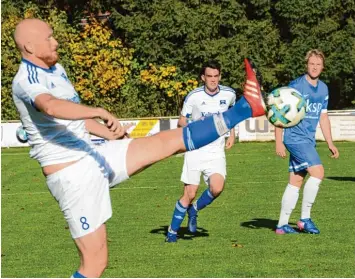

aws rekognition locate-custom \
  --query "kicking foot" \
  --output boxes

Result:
[243,58,266,117]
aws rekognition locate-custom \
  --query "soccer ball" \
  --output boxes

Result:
[266,86,306,128]
[16,125,28,143]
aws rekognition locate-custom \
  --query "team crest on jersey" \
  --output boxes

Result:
[201,101,206,105]
[220,100,227,105]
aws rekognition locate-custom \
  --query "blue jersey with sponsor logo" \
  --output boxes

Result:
[284,74,328,145]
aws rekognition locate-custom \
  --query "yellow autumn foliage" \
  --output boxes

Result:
[66,17,133,110]
[140,64,198,99]
[1,2,197,119]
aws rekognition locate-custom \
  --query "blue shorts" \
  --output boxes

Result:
[285,143,322,173]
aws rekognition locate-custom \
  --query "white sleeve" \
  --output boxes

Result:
[230,93,236,107]
[55,63,69,78]
[15,77,51,104]
[181,96,194,117]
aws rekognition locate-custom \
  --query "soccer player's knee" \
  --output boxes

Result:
[289,176,303,187]
[209,182,224,197]
[210,186,224,197]
[289,171,307,186]
[308,166,324,180]
[186,189,197,201]
[209,176,225,196]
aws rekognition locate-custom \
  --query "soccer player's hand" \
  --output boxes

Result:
[328,143,339,158]
[97,108,119,132]
[276,142,287,158]
[225,137,235,149]
[112,120,134,139]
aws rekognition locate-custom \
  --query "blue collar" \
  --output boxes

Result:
[204,85,220,97]
[304,74,319,89]
[21,58,56,73]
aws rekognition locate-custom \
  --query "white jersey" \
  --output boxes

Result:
[12,59,93,167]
[181,85,236,154]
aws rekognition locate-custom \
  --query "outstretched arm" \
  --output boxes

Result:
[35,93,103,120]
[85,119,131,140]
[34,93,123,135]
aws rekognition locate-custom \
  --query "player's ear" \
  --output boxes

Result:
[24,42,34,54]
[201,74,206,83]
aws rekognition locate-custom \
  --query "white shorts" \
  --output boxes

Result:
[46,139,132,239]
[180,151,226,186]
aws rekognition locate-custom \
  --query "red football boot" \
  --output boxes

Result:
[243,58,266,117]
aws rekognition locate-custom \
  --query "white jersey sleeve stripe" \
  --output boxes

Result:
[30,64,36,84]
[26,64,33,84]
[27,64,40,84]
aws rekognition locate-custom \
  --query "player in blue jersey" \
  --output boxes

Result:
[274,49,339,235]
[12,18,265,278]
[166,61,236,243]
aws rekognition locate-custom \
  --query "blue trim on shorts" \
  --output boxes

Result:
[285,143,322,173]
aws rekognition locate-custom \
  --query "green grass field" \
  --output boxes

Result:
[2,142,355,278]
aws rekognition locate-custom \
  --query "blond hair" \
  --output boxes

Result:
[305,49,325,65]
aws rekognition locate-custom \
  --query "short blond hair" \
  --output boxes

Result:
[305,49,325,65]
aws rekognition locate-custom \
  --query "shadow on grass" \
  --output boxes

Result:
[150,225,209,240]
[240,218,297,231]
[327,176,355,182]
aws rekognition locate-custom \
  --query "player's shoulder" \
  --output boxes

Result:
[12,60,64,93]
[184,86,205,102]
[289,74,306,87]
[317,79,328,90]
[219,85,236,94]
[52,63,67,74]
[12,60,45,91]
[13,59,60,83]
[219,85,236,100]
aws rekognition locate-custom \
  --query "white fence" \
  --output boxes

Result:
[2,110,355,148]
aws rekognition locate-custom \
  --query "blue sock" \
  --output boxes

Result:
[169,200,188,232]
[71,271,86,278]
[196,189,215,211]
[183,96,251,151]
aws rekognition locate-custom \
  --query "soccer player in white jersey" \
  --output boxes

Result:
[166,61,236,242]
[274,49,339,235]
[12,18,266,278]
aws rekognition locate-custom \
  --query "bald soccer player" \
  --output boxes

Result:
[12,18,265,278]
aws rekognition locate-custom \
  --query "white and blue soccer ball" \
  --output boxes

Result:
[266,86,306,128]
[16,125,28,143]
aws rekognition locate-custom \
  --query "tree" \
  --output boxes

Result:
[274,0,355,108]
[110,0,282,93]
